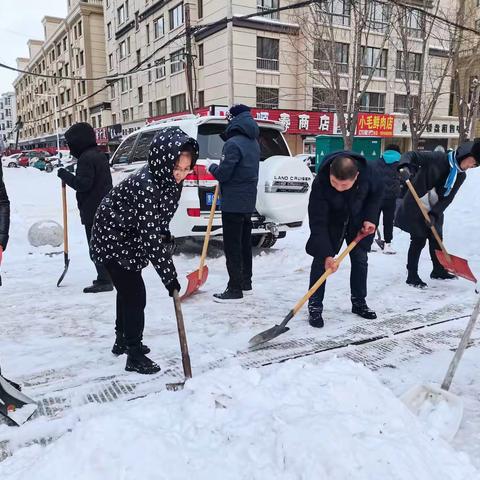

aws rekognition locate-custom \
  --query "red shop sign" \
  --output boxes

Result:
[356,113,394,137]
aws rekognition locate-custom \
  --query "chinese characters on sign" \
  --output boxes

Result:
[394,118,459,137]
[356,113,395,137]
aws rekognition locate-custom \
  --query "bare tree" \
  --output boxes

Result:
[291,0,396,149]
[394,0,457,149]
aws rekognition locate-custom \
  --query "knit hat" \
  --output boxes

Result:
[228,104,251,117]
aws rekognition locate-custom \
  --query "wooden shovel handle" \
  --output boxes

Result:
[173,291,192,379]
[61,181,69,254]
[198,183,219,279]
[404,178,451,262]
[292,231,369,316]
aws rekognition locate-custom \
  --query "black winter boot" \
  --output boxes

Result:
[430,269,456,280]
[351,299,377,319]
[83,281,114,293]
[125,345,160,375]
[112,334,150,356]
[213,288,243,303]
[309,312,324,328]
[406,271,427,288]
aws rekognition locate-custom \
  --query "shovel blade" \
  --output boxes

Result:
[166,381,186,391]
[180,265,209,301]
[56,258,70,287]
[401,383,463,441]
[248,325,290,348]
[435,250,477,283]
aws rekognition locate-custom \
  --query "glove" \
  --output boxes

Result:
[166,278,181,297]
[424,212,437,228]
[204,159,219,173]
[163,232,176,257]
[398,166,412,183]
[57,167,68,180]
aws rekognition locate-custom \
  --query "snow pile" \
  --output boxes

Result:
[27,220,63,248]
[1,359,476,480]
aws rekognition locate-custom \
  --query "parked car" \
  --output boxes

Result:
[1,153,21,168]
[295,153,316,173]
[17,150,50,167]
[111,115,314,248]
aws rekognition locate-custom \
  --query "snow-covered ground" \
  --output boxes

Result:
[1,166,479,479]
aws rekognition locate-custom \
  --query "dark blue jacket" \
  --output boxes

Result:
[306,151,384,258]
[209,111,260,213]
[373,150,401,201]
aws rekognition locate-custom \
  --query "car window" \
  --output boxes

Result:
[130,130,158,163]
[197,123,290,161]
[112,134,138,164]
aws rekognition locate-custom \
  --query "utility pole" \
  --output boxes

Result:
[185,3,195,113]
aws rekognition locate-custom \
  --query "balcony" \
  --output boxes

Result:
[257,57,279,71]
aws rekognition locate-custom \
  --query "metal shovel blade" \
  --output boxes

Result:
[56,256,70,287]
[401,383,463,441]
[248,325,290,348]
[166,381,186,391]
[435,250,477,283]
[180,265,209,300]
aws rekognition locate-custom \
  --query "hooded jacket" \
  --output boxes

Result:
[395,144,469,237]
[0,163,10,250]
[306,151,384,258]
[90,127,199,287]
[209,111,260,213]
[373,150,402,201]
[60,123,113,225]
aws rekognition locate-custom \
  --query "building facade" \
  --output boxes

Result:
[0,92,16,150]
[13,0,110,148]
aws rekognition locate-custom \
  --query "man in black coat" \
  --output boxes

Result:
[91,127,199,374]
[306,152,383,328]
[396,141,480,288]
[206,104,260,302]
[0,163,9,254]
[373,144,402,254]
[57,122,113,293]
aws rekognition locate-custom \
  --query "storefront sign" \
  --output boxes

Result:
[356,113,394,137]
[95,124,123,144]
[393,116,459,138]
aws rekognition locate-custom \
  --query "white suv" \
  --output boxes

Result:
[110,115,313,248]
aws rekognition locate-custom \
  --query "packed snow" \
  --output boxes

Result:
[1,166,479,478]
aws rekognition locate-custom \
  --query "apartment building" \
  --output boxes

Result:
[13,0,110,148]
[0,92,16,150]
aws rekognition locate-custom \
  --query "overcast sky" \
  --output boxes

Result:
[0,0,68,93]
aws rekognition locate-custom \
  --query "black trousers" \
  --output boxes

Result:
[379,199,396,243]
[85,224,111,283]
[105,262,146,347]
[222,212,253,291]
[308,243,369,314]
[407,230,444,273]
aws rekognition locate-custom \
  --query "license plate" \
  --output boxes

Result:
[206,192,221,206]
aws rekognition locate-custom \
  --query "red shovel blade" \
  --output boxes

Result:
[180,265,209,301]
[435,250,477,283]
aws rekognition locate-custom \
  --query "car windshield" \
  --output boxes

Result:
[197,123,289,161]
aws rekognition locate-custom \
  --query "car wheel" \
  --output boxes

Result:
[8,162,17,168]
[251,233,278,248]
[45,164,54,173]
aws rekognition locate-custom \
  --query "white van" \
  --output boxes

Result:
[110,115,313,248]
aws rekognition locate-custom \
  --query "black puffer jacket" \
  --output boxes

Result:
[395,145,469,237]
[0,163,10,250]
[306,151,384,258]
[59,123,113,225]
[209,111,260,213]
[90,127,199,287]
[373,151,401,201]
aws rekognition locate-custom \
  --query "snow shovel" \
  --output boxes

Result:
[404,177,477,283]
[56,181,70,287]
[180,183,219,300]
[0,374,38,426]
[166,290,193,391]
[375,230,385,251]
[401,297,480,441]
[249,230,370,347]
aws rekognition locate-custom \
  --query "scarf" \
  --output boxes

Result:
[443,150,462,197]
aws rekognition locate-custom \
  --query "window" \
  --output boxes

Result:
[98,115,102,128]
[146,24,151,44]
[117,4,126,25]
[198,0,203,19]
[122,108,129,122]
[136,49,141,65]
[127,37,131,55]
[138,86,143,104]
[256,87,279,109]
[171,93,186,113]
[112,133,138,164]
[79,51,84,66]
[56,43,61,56]
[107,22,112,39]
[65,62,69,75]
[66,89,71,102]
[256,37,279,71]
[394,94,419,113]
[359,92,385,113]
[63,36,67,51]
[81,80,86,95]
[121,77,129,93]
[92,116,97,128]
[131,131,157,162]
[135,11,139,31]
[312,88,348,111]
[169,3,184,30]
[78,20,82,37]
[110,83,116,99]
[257,0,279,20]
[156,98,167,115]
[170,49,185,74]
[367,1,390,32]
[198,90,205,107]
[314,41,349,73]
[148,102,153,117]
[154,16,164,38]
[156,57,166,79]
[109,53,114,69]
[396,51,422,81]
[361,47,388,78]
[147,63,152,82]
[198,44,204,67]
[323,0,351,26]
[406,10,423,39]
[119,41,127,59]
